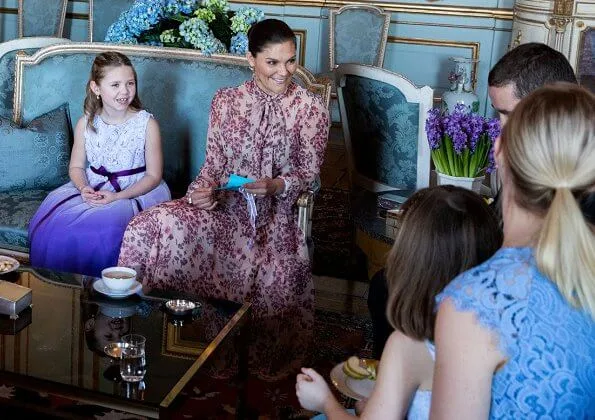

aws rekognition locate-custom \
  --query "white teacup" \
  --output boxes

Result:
[101,266,137,292]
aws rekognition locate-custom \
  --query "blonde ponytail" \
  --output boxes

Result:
[536,187,595,315]
[502,83,595,317]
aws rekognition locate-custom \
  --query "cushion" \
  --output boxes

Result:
[0,189,49,252]
[0,103,72,192]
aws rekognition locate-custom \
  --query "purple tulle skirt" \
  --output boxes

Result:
[29,181,170,277]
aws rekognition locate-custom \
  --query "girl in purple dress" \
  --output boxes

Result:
[28,52,170,277]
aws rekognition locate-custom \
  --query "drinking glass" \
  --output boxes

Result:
[120,334,146,382]
[120,380,146,400]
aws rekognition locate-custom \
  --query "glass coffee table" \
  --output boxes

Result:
[0,265,251,418]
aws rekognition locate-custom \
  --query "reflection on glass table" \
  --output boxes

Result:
[0,266,251,418]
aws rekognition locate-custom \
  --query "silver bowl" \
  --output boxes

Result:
[165,299,200,316]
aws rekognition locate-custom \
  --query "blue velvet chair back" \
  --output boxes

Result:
[329,5,391,70]
[335,64,433,192]
[18,0,68,37]
[12,43,329,196]
[0,37,70,118]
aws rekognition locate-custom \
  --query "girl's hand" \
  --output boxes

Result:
[188,187,217,210]
[80,186,101,203]
[87,190,118,206]
[295,367,333,412]
[244,177,284,198]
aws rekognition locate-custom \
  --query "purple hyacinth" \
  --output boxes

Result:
[486,118,501,141]
[425,108,443,149]
[444,106,468,154]
[464,113,486,152]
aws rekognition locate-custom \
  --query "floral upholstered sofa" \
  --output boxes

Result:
[0,41,330,260]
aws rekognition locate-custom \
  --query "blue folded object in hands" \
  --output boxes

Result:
[216,174,255,191]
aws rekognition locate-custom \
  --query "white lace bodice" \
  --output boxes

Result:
[84,110,151,191]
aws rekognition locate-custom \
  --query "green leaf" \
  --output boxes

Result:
[444,135,457,176]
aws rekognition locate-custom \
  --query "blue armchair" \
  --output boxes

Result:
[329,5,391,71]
[17,0,68,38]
[335,64,433,194]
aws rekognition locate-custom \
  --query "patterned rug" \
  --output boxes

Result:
[0,310,373,419]
[311,188,367,281]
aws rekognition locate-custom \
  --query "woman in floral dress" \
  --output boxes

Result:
[118,19,330,374]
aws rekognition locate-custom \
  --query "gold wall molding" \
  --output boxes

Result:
[390,19,510,31]
[2,2,514,20]
[293,29,307,65]
[387,36,480,88]
[229,0,513,20]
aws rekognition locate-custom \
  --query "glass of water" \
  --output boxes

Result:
[120,334,146,383]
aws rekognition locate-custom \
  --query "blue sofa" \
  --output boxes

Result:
[0,41,330,259]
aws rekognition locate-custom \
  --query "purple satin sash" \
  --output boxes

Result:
[91,165,146,192]
[29,165,146,241]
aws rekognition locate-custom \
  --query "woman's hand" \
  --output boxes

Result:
[295,367,334,413]
[244,177,284,198]
[188,187,217,210]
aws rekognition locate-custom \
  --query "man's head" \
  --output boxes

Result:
[488,43,577,124]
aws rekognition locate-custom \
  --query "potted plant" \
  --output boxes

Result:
[105,0,264,56]
[425,104,500,193]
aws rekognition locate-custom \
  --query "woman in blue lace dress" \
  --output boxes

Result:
[431,84,595,418]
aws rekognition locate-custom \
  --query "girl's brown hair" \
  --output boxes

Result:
[385,186,502,340]
[501,83,595,316]
[84,51,142,132]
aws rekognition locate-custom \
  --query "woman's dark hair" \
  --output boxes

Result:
[247,19,296,56]
[385,186,502,341]
[84,51,142,133]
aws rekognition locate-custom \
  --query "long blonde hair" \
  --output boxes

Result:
[501,83,595,316]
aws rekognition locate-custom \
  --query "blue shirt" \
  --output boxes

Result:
[437,247,595,418]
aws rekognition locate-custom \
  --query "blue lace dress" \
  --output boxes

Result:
[437,247,595,418]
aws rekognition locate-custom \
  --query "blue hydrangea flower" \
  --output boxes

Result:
[202,0,229,13]
[126,1,165,36]
[230,32,249,55]
[160,29,181,44]
[194,8,216,23]
[105,19,137,43]
[165,0,201,16]
[179,17,226,55]
[105,0,264,55]
[230,7,265,34]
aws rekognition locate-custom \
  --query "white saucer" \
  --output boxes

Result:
[330,362,376,401]
[93,279,142,299]
[0,255,20,275]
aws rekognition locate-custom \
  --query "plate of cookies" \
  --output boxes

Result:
[0,256,20,275]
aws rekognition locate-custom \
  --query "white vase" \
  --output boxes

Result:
[436,172,485,194]
[441,56,480,114]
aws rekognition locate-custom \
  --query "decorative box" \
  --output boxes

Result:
[0,280,32,319]
[0,307,32,334]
